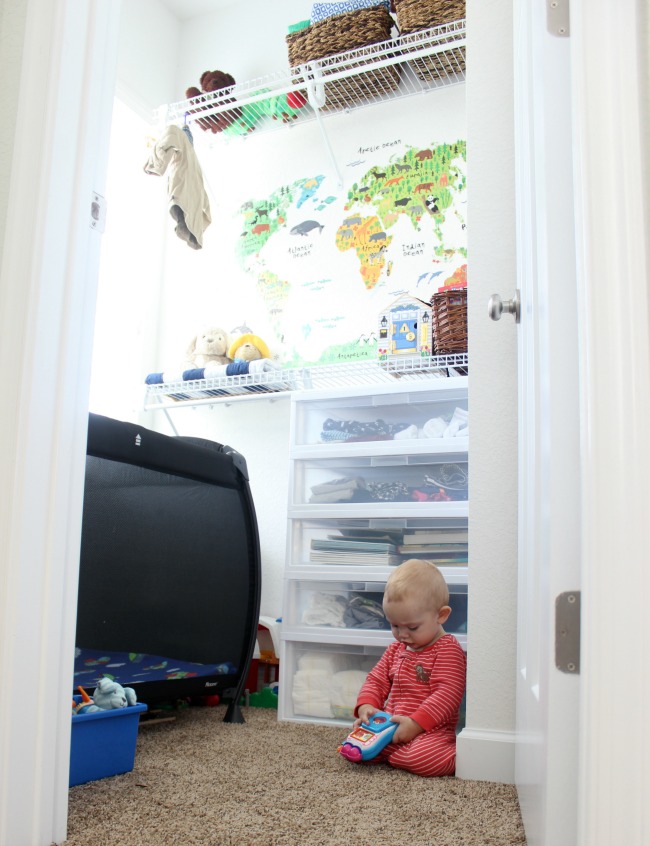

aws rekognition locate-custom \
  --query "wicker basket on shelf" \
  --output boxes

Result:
[393,0,466,82]
[430,288,468,354]
[286,5,399,110]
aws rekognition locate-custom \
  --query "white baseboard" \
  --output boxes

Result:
[455,727,516,784]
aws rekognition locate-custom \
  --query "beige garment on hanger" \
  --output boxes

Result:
[144,124,211,249]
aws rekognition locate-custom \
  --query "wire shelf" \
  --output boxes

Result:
[161,20,466,138]
[143,355,468,410]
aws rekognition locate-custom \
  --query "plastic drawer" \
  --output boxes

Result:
[291,382,468,447]
[292,455,468,506]
[286,517,468,569]
[284,579,468,637]
[287,517,468,568]
[279,640,385,726]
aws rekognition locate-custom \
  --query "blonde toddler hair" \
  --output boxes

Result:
[384,559,450,610]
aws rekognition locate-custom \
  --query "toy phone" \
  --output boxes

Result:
[338,710,398,762]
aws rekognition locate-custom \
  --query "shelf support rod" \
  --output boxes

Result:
[305,62,344,188]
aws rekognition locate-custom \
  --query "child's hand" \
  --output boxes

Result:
[389,714,423,744]
[353,704,377,729]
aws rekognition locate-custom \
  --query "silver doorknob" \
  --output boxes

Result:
[488,290,520,323]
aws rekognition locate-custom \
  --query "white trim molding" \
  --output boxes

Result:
[0,2,120,844]
[456,727,516,784]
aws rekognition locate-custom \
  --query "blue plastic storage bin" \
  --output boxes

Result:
[70,699,148,787]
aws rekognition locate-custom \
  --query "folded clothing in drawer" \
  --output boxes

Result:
[307,463,469,504]
[301,591,389,629]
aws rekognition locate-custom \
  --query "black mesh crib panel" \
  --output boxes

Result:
[74,413,261,723]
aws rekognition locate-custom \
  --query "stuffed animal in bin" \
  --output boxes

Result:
[92,677,138,710]
[185,69,240,133]
[186,327,232,368]
[73,679,137,713]
[185,70,305,137]
[227,333,272,363]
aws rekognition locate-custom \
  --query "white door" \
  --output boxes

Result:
[0,2,121,844]
[512,2,581,845]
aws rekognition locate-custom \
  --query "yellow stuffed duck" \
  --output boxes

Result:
[224,333,278,377]
[227,333,271,363]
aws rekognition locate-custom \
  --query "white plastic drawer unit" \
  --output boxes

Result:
[290,455,469,509]
[290,379,468,449]
[279,640,386,726]
[285,577,469,638]
[280,377,469,727]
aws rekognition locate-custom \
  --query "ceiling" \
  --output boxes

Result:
[158,0,242,21]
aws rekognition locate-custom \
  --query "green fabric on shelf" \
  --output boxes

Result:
[288,19,310,33]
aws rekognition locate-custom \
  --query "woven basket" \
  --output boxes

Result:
[431,288,468,354]
[286,5,399,109]
[394,0,466,81]
[394,0,465,32]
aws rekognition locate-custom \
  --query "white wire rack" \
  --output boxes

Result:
[143,354,469,411]
[161,20,466,136]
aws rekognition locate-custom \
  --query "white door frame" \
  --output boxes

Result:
[0,2,120,844]
[571,0,650,843]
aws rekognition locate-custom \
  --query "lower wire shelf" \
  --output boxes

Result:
[143,354,469,410]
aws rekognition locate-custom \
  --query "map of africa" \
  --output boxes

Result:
[235,140,467,367]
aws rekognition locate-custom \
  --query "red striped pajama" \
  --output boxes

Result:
[354,634,467,777]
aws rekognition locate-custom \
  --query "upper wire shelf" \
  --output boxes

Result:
[161,20,466,138]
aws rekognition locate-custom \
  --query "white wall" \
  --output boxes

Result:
[116,0,180,118]
[112,3,472,625]
[176,0,314,93]
[0,0,28,254]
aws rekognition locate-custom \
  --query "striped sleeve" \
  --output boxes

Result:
[411,638,466,732]
[353,642,400,716]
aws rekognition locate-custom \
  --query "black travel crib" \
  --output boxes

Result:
[73,413,261,723]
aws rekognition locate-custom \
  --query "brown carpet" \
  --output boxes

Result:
[63,705,526,846]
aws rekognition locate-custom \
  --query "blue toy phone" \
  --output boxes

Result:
[339,710,398,762]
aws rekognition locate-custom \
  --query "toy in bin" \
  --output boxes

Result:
[338,711,397,762]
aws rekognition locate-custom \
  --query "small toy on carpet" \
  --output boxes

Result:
[338,710,398,762]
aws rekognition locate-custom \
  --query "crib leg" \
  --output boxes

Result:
[223,700,245,723]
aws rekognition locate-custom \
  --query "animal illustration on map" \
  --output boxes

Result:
[425,195,440,214]
[290,220,324,236]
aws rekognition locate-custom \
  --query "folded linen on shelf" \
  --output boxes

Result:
[145,358,279,385]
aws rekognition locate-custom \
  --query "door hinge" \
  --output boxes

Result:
[547,0,570,37]
[555,591,580,673]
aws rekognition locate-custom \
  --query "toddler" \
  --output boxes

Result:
[352,558,466,777]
